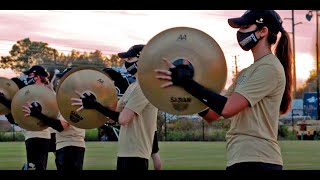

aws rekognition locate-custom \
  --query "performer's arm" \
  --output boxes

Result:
[23,102,64,132]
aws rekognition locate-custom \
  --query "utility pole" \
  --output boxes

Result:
[292,10,297,95]
[317,11,319,120]
[231,55,240,83]
[232,55,239,77]
[284,10,302,97]
[234,55,239,75]
[316,11,319,120]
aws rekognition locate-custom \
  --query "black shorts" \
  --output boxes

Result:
[48,133,56,152]
[226,162,283,171]
[25,138,51,170]
[117,157,149,171]
[55,146,85,172]
[151,131,159,154]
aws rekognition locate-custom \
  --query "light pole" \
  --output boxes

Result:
[306,10,320,120]
[284,10,302,96]
[233,55,239,75]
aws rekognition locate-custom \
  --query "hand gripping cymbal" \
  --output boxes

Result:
[56,66,118,129]
[11,85,59,131]
[138,27,227,115]
[0,77,19,115]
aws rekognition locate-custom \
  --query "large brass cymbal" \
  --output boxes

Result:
[0,77,19,115]
[56,67,118,129]
[138,27,227,115]
[11,85,59,131]
[56,66,103,91]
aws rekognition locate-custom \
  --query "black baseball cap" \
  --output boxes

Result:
[228,10,283,33]
[23,65,49,77]
[56,67,73,79]
[118,44,145,58]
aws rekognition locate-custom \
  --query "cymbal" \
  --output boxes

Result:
[138,26,227,115]
[56,66,118,129]
[0,77,19,115]
[11,85,59,131]
[56,66,104,91]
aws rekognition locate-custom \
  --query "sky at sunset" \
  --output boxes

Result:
[0,10,318,89]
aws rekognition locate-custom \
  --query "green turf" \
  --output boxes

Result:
[0,141,319,170]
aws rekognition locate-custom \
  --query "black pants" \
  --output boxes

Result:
[151,131,159,154]
[55,146,85,172]
[117,157,149,171]
[48,133,56,153]
[226,162,283,171]
[25,138,51,171]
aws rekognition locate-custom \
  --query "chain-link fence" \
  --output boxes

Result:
[156,112,230,142]
[0,118,25,141]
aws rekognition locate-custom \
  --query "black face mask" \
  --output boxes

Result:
[19,74,36,86]
[236,29,260,51]
[26,77,36,85]
[124,61,138,75]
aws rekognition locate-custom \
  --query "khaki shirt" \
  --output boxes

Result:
[24,128,51,140]
[224,54,285,167]
[117,82,158,159]
[55,114,86,150]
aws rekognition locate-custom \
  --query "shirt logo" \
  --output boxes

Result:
[237,75,247,85]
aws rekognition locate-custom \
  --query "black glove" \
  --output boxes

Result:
[80,93,120,121]
[0,92,5,101]
[198,108,210,117]
[169,64,194,87]
[170,63,227,116]
[81,93,100,109]
[29,102,64,132]
[0,92,11,109]
[29,102,43,119]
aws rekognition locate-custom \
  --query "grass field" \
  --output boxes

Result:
[0,140,319,170]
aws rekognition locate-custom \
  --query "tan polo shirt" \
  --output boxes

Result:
[24,128,51,141]
[224,54,285,167]
[117,82,158,159]
[55,114,86,150]
[48,127,56,134]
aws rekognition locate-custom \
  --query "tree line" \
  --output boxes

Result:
[0,38,124,80]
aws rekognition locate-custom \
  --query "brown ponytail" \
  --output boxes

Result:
[272,28,293,114]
